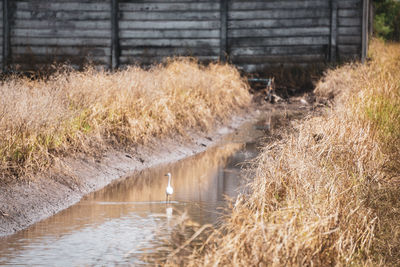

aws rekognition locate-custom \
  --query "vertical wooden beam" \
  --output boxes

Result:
[220,0,228,62]
[111,0,119,70]
[2,0,10,72]
[329,0,338,63]
[361,0,369,63]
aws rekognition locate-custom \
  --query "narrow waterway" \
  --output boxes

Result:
[0,117,272,266]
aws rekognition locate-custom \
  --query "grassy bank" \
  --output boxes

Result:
[0,59,251,180]
[166,40,400,266]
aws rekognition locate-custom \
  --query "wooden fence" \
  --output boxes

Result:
[1,0,371,73]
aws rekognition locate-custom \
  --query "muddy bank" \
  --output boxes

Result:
[0,111,251,236]
[0,98,313,237]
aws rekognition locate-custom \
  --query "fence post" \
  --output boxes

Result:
[330,0,338,63]
[220,0,228,62]
[368,0,373,38]
[111,0,119,70]
[361,0,369,63]
[2,0,10,72]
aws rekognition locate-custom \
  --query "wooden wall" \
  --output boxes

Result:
[338,0,362,61]
[228,0,332,72]
[118,0,221,67]
[8,0,111,70]
[0,0,369,73]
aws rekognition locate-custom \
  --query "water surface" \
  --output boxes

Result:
[0,120,266,266]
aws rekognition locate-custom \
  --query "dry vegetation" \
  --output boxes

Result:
[0,59,251,180]
[164,39,400,266]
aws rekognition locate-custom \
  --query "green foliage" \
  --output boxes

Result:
[374,13,393,38]
[373,0,400,41]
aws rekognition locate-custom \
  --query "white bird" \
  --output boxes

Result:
[165,172,173,203]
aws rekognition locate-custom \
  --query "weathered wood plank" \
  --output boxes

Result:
[232,54,326,64]
[13,19,111,30]
[9,63,82,71]
[338,9,361,17]
[120,38,220,47]
[11,29,111,38]
[338,18,361,26]
[229,36,330,47]
[11,37,111,46]
[119,2,219,11]
[12,46,111,56]
[338,35,361,44]
[119,21,220,30]
[119,29,220,39]
[14,2,110,12]
[228,18,330,29]
[120,11,220,21]
[230,0,329,10]
[236,63,312,73]
[338,0,362,8]
[11,55,110,64]
[13,0,109,2]
[118,0,212,2]
[338,44,360,54]
[13,0,210,2]
[229,27,330,38]
[229,9,330,20]
[338,53,360,61]
[120,46,220,56]
[13,10,111,20]
[338,26,361,35]
[230,45,327,56]
[120,55,219,65]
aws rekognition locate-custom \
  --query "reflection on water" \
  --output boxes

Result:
[0,140,260,266]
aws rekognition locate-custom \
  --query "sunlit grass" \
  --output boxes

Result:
[165,39,400,266]
[0,59,251,179]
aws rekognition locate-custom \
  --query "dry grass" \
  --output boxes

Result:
[0,59,251,180]
[164,39,400,266]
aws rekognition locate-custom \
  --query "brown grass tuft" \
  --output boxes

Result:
[0,59,251,180]
[166,39,400,266]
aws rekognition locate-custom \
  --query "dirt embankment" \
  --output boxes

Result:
[0,111,257,237]
[0,59,255,237]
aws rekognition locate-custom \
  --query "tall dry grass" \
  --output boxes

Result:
[0,59,251,179]
[165,39,400,266]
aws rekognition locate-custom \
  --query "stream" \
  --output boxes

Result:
[0,116,272,266]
